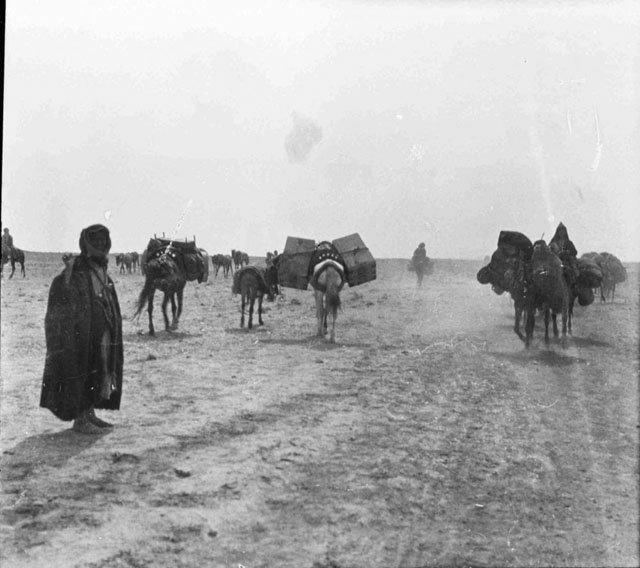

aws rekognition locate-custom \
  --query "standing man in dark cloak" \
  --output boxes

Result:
[40,224,124,434]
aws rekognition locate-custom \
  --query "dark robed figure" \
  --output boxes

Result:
[40,224,124,434]
[411,242,430,286]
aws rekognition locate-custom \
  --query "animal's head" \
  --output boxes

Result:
[264,264,280,299]
[532,240,548,266]
[531,239,564,284]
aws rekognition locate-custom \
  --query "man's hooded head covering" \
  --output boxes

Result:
[79,224,111,263]
[419,242,425,249]
[553,223,569,241]
[550,222,577,258]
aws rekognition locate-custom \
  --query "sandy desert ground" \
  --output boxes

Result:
[1,252,638,568]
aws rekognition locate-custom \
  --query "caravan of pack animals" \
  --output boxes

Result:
[2,224,628,345]
[0,221,637,567]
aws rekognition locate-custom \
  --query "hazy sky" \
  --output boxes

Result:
[3,0,639,260]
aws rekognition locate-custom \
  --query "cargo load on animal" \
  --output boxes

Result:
[277,233,376,290]
[142,236,209,284]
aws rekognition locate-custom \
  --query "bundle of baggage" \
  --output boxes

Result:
[142,236,209,283]
[277,233,376,290]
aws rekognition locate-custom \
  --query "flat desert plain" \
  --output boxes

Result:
[1,253,638,568]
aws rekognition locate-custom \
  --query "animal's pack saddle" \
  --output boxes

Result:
[144,237,208,283]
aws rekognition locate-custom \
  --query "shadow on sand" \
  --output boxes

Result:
[224,327,271,335]
[123,330,199,342]
[1,429,108,481]
[569,335,611,348]
[490,347,586,367]
[258,335,370,350]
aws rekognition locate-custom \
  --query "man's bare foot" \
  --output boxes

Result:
[72,413,103,435]
[87,407,114,428]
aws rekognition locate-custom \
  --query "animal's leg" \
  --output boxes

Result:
[315,290,325,336]
[514,304,524,341]
[174,287,184,330]
[560,304,569,349]
[21,262,26,277]
[240,293,246,328]
[147,291,156,336]
[10,260,16,279]
[169,294,178,330]
[524,307,534,349]
[329,308,336,343]
[170,294,177,323]
[248,292,255,329]
[551,311,559,339]
[161,293,172,331]
[258,294,264,326]
[544,307,551,345]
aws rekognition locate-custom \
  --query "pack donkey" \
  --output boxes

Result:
[135,238,208,335]
[309,242,347,344]
[233,265,279,329]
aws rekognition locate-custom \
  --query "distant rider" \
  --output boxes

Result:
[2,228,15,253]
[412,242,429,286]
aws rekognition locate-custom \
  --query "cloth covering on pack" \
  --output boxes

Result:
[308,242,347,291]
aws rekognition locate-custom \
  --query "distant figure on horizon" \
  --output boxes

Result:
[411,242,431,287]
[40,224,124,434]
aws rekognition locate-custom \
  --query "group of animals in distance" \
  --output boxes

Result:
[477,222,627,348]
[115,252,140,274]
[2,225,628,348]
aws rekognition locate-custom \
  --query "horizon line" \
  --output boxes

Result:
[14,250,640,264]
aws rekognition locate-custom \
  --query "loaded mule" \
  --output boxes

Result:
[309,242,347,344]
[135,238,208,335]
